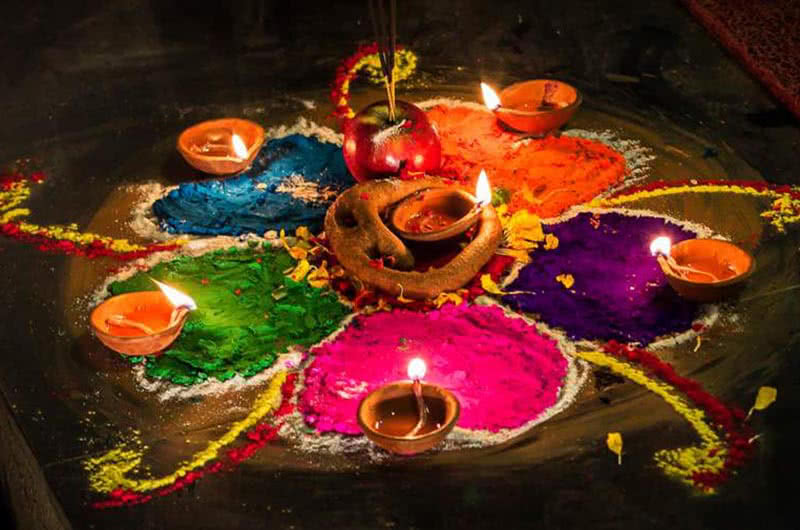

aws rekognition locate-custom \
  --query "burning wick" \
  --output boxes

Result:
[105,279,197,335]
[407,358,428,437]
[475,169,492,208]
[481,82,501,111]
[189,129,248,162]
[231,133,248,161]
[649,237,720,282]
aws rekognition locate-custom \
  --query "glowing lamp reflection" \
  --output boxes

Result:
[231,133,248,160]
[481,82,501,111]
[407,358,426,381]
[152,279,198,310]
[475,169,492,206]
[649,236,672,257]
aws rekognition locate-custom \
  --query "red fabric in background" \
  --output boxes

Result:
[682,0,800,118]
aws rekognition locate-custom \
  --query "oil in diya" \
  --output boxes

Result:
[389,169,493,242]
[481,80,581,135]
[177,118,265,175]
[357,358,460,455]
[90,279,197,356]
[650,236,754,302]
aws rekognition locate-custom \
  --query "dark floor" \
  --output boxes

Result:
[1,1,798,529]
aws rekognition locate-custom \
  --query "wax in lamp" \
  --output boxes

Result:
[177,118,265,175]
[90,279,197,356]
[357,358,460,455]
[481,80,581,135]
[389,169,493,242]
[650,236,754,302]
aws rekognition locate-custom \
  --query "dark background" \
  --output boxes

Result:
[1,1,798,528]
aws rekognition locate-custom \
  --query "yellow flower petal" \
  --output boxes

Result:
[480,274,505,295]
[754,386,777,410]
[607,432,623,465]
[307,261,330,288]
[395,284,415,303]
[433,291,463,308]
[280,228,308,260]
[556,273,575,289]
[543,233,559,250]
[289,260,311,282]
[747,386,777,419]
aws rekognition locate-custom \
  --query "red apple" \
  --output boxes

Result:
[343,100,441,182]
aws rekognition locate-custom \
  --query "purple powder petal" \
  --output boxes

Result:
[503,212,701,345]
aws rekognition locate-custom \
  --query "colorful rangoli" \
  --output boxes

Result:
[0,43,790,509]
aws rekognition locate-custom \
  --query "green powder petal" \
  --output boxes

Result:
[109,245,350,386]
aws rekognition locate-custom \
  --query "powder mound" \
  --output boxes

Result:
[153,134,354,236]
[425,104,628,218]
[108,245,350,386]
[502,212,702,345]
[299,304,568,434]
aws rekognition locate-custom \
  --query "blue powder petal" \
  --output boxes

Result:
[502,212,702,345]
[153,134,354,236]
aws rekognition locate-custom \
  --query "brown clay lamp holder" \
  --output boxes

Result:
[389,188,482,242]
[90,291,190,356]
[177,118,265,175]
[357,380,460,455]
[655,238,755,302]
[324,177,502,300]
[483,80,582,136]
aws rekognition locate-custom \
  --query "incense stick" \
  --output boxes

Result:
[367,0,397,121]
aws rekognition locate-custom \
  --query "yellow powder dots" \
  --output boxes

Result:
[84,371,287,494]
[591,182,800,233]
[357,49,417,86]
[335,48,418,120]
[574,350,727,493]
[0,181,32,218]
[1,177,186,253]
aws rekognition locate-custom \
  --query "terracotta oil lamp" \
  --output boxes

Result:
[481,80,581,136]
[389,169,493,242]
[650,237,755,302]
[90,279,197,356]
[177,118,265,175]
[357,358,460,455]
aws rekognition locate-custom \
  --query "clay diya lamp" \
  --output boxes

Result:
[650,237,755,302]
[357,359,460,456]
[177,118,265,175]
[90,279,197,356]
[389,169,493,242]
[481,80,581,136]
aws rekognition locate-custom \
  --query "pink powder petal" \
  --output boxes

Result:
[299,304,568,434]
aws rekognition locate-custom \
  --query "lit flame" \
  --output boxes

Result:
[231,133,248,160]
[407,358,426,381]
[481,82,501,111]
[649,236,672,257]
[152,279,197,310]
[475,169,492,206]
